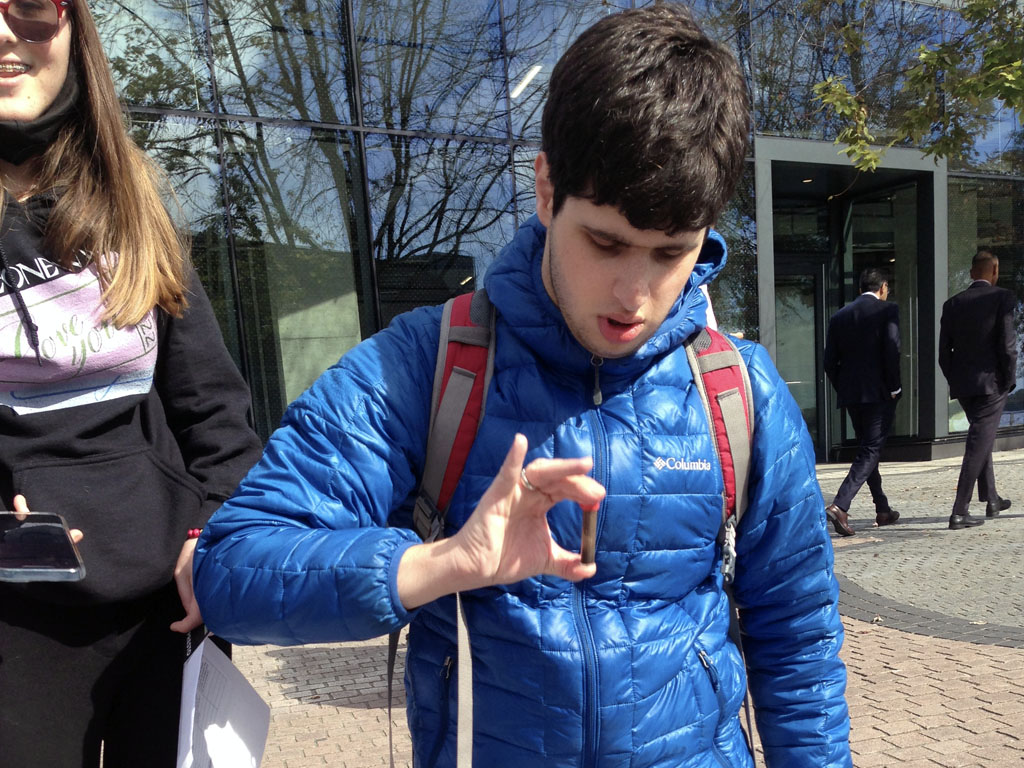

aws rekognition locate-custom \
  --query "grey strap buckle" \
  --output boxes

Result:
[721,515,738,585]
[413,495,443,543]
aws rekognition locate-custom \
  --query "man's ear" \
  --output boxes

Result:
[535,152,555,227]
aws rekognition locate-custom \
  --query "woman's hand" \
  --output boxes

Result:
[170,537,203,633]
[12,495,83,543]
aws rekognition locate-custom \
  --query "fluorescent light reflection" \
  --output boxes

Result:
[510,64,543,99]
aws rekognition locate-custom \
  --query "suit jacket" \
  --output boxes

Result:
[824,293,901,407]
[939,280,1018,399]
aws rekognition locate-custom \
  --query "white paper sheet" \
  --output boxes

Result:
[177,636,271,768]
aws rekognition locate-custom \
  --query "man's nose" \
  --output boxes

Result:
[613,254,650,311]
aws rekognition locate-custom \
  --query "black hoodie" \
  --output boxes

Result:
[0,196,262,605]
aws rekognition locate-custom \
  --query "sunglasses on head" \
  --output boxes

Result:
[0,0,70,44]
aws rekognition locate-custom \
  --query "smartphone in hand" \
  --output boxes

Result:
[0,512,85,582]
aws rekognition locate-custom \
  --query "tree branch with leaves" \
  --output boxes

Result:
[812,0,1023,171]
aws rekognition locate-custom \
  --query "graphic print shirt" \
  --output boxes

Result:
[0,197,157,414]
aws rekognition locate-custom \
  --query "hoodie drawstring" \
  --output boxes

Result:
[0,239,43,366]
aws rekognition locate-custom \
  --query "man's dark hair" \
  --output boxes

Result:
[859,267,890,294]
[540,3,750,234]
[971,249,998,277]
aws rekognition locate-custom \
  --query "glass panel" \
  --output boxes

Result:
[773,198,828,445]
[220,123,368,439]
[128,114,244,367]
[512,145,538,227]
[938,7,1022,177]
[94,0,211,111]
[365,134,516,325]
[774,274,818,439]
[709,164,758,340]
[947,177,1024,431]
[502,0,632,141]
[849,184,919,438]
[206,0,354,124]
[951,102,1024,177]
[751,0,945,143]
[355,0,507,137]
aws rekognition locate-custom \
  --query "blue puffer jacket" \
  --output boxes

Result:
[194,216,851,768]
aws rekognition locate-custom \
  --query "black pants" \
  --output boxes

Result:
[0,584,184,768]
[952,391,1009,516]
[833,400,897,513]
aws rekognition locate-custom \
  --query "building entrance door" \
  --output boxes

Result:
[771,194,830,459]
[769,160,925,459]
[847,184,920,441]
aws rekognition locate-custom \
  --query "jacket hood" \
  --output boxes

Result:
[483,214,728,379]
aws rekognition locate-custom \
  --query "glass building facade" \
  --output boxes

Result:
[97,0,1024,459]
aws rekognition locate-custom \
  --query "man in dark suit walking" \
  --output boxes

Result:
[823,267,902,537]
[939,250,1018,530]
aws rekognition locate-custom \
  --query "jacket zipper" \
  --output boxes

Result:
[591,355,604,406]
[698,649,732,767]
[426,655,455,767]
[576,405,607,767]
[573,583,600,768]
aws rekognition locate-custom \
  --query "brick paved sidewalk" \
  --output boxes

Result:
[233,614,1024,767]
[843,620,1024,767]
[233,638,409,768]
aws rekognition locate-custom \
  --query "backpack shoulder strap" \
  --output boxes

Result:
[685,326,760,765]
[413,289,495,542]
[685,326,754,585]
[390,289,494,768]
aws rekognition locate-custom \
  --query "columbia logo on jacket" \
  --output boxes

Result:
[653,457,713,471]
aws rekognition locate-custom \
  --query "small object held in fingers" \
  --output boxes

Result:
[520,467,540,493]
[581,505,598,564]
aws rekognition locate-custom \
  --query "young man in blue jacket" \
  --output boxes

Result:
[194,5,852,766]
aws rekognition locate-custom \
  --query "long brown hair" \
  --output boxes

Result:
[34,0,190,326]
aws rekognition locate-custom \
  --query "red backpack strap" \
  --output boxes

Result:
[397,290,494,768]
[687,326,761,763]
[685,327,753,584]
[413,289,495,542]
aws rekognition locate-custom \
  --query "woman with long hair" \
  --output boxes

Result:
[0,1,262,764]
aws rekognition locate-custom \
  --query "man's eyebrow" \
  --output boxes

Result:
[582,225,628,244]
[583,224,701,253]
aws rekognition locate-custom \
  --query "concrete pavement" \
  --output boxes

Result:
[232,449,1024,767]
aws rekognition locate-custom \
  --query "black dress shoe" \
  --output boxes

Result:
[875,508,900,527]
[949,513,985,530]
[826,503,856,537]
[986,497,1011,517]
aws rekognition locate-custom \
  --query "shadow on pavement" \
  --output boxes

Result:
[259,642,407,709]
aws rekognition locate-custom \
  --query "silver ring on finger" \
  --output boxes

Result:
[520,467,540,493]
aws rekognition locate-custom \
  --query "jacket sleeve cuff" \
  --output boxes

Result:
[387,539,421,627]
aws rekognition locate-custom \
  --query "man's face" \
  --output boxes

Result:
[534,153,706,360]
